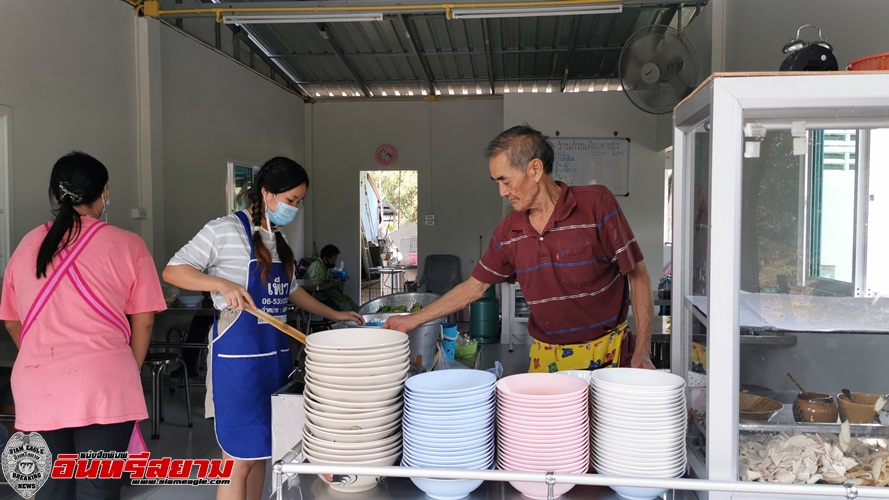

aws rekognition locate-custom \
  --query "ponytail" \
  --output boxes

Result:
[36,200,81,278]
[36,152,108,278]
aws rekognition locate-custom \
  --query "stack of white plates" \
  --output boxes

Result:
[589,368,687,500]
[496,373,590,500]
[302,329,410,493]
[401,370,497,500]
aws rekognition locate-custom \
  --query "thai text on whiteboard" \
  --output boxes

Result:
[551,138,630,196]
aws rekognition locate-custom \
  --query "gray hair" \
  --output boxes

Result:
[483,124,554,174]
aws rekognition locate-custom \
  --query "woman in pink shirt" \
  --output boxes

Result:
[0,152,166,499]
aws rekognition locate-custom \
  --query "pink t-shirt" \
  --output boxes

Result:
[0,218,167,431]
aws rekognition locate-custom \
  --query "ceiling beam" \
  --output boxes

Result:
[558,16,581,92]
[481,19,495,94]
[397,15,436,96]
[316,23,372,97]
[237,25,313,99]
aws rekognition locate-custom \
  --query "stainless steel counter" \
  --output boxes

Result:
[270,473,697,500]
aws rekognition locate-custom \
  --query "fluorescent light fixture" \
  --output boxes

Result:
[222,12,384,24]
[451,3,621,19]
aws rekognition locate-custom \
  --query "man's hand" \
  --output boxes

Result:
[630,349,656,369]
[382,315,412,333]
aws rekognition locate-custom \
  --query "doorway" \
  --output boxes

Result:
[359,170,418,303]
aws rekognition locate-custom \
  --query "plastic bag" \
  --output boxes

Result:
[432,344,503,378]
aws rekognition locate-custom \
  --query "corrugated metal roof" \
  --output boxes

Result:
[152,0,706,102]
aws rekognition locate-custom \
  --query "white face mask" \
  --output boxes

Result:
[100,193,109,221]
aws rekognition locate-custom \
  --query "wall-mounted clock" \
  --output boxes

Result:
[375,144,398,167]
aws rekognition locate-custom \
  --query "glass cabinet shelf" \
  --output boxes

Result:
[672,72,889,500]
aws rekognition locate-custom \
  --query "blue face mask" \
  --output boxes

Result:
[266,195,299,227]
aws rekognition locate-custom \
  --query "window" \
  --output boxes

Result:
[739,126,889,298]
[0,105,11,279]
[806,128,889,296]
[226,161,259,214]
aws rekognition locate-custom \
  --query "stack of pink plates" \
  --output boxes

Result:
[302,329,410,493]
[589,368,687,500]
[401,370,497,500]
[496,373,590,500]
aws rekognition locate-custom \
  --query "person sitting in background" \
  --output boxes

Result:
[305,244,360,312]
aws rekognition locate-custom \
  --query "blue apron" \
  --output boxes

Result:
[211,211,292,459]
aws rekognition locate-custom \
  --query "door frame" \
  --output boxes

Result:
[0,105,12,278]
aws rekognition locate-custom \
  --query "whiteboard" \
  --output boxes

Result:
[551,138,630,196]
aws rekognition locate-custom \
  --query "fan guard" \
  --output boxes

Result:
[619,25,699,115]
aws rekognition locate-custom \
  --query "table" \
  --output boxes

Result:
[370,266,416,296]
[297,278,343,294]
[159,306,216,317]
[373,267,404,296]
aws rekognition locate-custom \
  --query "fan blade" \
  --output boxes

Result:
[618,24,698,114]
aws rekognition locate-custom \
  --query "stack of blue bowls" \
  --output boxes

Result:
[401,370,497,500]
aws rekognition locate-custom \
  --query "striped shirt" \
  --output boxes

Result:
[167,211,299,311]
[472,182,644,345]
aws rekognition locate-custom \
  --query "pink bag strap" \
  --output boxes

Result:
[66,256,131,342]
[19,220,109,342]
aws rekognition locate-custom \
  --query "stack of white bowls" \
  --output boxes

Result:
[496,373,590,500]
[401,370,497,500]
[589,368,687,500]
[302,329,410,493]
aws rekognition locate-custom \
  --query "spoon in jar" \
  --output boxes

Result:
[786,373,808,395]
[842,388,854,403]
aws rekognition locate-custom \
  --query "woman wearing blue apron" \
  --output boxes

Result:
[163,157,363,500]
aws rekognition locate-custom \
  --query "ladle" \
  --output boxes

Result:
[786,372,808,394]
[841,388,854,403]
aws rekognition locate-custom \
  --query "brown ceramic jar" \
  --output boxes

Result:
[792,392,838,423]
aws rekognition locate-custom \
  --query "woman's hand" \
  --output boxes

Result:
[217,280,256,310]
[332,311,364,325]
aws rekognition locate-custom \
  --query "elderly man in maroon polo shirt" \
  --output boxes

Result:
[383,125,654,372]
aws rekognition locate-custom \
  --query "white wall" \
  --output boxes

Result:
[308,99,504,301]
[159,25,306,263]
[0,0,141,242]
[723,0,889,72]
[503,92,666,277]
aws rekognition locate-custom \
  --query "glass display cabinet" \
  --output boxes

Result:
[672,73,889,500]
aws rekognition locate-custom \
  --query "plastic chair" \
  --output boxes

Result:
[142,352,193,439]
[417,254,463,296]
